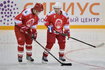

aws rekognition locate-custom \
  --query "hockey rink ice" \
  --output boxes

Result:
[0,29,105,70]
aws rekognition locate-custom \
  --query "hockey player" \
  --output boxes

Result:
[42,2,70,62]
[14,3,43,62]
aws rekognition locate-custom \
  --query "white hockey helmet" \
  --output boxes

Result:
[53,2,62,9]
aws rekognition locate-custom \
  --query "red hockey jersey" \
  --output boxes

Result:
[44,10,70,33]
[14,8,39,29]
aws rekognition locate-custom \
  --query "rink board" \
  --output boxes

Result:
[0,25,105,30]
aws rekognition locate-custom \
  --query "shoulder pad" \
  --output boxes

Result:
[22,8,31,16]
[62,11,69,18]
[47,11,55,16]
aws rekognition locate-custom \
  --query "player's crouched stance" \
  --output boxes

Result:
[42,2,70,63]
[14,3,43,62]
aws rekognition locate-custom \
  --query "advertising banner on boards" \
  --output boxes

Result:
[0,0,105,29]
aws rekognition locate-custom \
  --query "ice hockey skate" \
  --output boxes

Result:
[18,57,22,62]
[42,56,48,64]
[26,56,34,62]
[59,57,66,62]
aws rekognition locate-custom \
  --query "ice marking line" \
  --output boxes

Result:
[65,47,105,69]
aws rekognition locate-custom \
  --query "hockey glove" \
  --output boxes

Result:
[64,30,70,39]
[31,32,37,39]
[48,25,53,33]
[30,29,37,39]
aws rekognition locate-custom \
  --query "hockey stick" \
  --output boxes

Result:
[33,39,72,66]
[15,25,71,66]
[70,37,104,48]
[55,31,104,48]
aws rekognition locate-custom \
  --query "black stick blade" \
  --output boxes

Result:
[61,63,72,66]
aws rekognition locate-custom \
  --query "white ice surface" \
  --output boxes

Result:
[0,29,105,70]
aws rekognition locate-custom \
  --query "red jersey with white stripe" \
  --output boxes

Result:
[14,8,39,29]
[44,10,70,33]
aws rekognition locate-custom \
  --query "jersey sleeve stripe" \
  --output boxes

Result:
[64,25,69,29]
[31,25,37,29]
[14,19,22,25]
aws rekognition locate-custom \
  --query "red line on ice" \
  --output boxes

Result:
[65,47,105,69]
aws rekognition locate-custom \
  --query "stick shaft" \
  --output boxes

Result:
[34,39,63,64]
[70,37,96,48]
[55,31,96,48]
